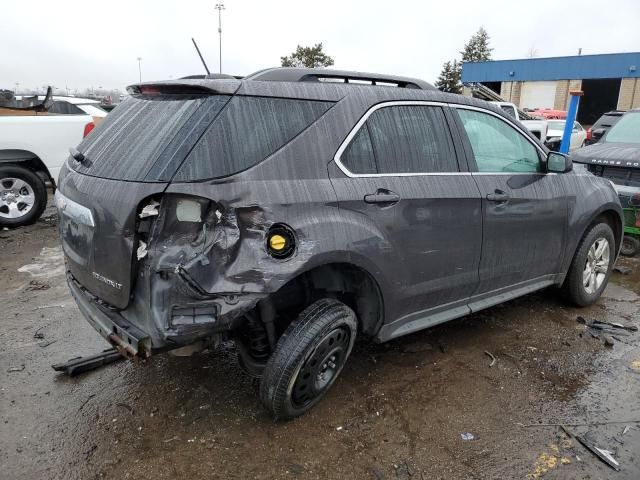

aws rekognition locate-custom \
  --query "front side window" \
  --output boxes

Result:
[457,109,541,173]
[340,105,458,175]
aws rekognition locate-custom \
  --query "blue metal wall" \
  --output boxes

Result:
[462,52,640,82]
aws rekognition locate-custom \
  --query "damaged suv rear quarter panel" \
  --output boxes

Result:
[162,84,385,300]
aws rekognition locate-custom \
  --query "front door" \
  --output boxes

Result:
[452,107,568,295]
[328,103,482,323]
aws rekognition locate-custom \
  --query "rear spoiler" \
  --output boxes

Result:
[126,79,241,96]
[0,86,53,112]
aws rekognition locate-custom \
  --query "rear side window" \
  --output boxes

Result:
[340,105,458,175]
[73,95,225,181]
[173,96,332,181]
[593,113,622,129]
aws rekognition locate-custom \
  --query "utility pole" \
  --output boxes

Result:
[15,82,19,94]
[215,3,225,73]
[137,57,143,82]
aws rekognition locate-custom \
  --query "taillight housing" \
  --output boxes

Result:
[83,122,95,138]
[586,128,592,141]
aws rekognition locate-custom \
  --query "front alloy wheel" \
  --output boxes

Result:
[564,222,615,306]
[582,237,610,294]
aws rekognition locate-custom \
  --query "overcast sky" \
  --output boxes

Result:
[2,0,639,93]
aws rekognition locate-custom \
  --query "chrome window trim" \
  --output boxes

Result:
[333,100,465,178]
[333,101,549,178]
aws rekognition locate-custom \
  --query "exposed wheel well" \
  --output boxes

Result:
[267,263,384,338]
[0,150,54,187]
[233,263,384,376]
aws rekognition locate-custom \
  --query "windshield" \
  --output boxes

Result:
[606,112,640,143]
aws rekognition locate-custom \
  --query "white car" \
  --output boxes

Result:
[545,120,587,152]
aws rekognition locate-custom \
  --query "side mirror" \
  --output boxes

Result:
[592,128,606,140]
[547,152,572,173]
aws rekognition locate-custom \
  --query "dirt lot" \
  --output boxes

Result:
[2,205,640,480]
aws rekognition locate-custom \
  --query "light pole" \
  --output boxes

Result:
[137,57,142,82]
[15,82,19,94]
[215,3,225,73]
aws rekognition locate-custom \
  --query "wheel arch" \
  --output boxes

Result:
[0,149,55,188]
[589,208,623,257]
[267,261,385,338]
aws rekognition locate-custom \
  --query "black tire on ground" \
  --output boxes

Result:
[620,235,640,257]
[0,165,47,228]
[259,299,357,421]
[563,222,615,307]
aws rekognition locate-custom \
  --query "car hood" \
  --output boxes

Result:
[570,142,640,168]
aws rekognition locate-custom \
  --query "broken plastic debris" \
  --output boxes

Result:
[460,432,476,441]
[136,240,148,260]
[139,200,160,218]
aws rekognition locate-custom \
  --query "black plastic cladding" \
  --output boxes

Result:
[58,76,623,350]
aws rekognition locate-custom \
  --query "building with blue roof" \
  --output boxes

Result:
[462,52,640,124]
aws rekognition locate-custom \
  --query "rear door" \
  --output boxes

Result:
[452,106,568,296]
[328,102,482,322]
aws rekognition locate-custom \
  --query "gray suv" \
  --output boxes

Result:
[56,68,623,419]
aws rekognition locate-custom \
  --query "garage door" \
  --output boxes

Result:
[520,81,557,110]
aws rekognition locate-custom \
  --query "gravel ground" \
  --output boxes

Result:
[1,205,639,479]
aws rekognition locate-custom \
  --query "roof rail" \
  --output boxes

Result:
[245,67,436,90]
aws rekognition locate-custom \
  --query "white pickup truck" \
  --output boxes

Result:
[490,101,549,142]
[0,110,94,227]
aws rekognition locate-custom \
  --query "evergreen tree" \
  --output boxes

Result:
[434,60,462,93]
[281,43,335,68]
[460,27,493,63]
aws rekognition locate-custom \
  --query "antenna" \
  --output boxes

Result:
[191,37,211,76]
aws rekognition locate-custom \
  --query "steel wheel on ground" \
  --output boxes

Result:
[259,298,357,421]
[620,235,640,257]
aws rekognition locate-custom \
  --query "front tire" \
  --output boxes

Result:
[0,165,47,228]
[259,299,357,421]
[563,222,615,306]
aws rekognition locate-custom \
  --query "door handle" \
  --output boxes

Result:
[486,190,510,203]
[364,189,400,205]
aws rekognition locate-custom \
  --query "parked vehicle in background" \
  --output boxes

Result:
[490,101,548,141]
[585,110,626,145]
[0,96,94,227]
[530,108,567,120]
[18,96,108,125]
[545,120,587,152]
[56,68,622,420]
[572,109,640,256]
